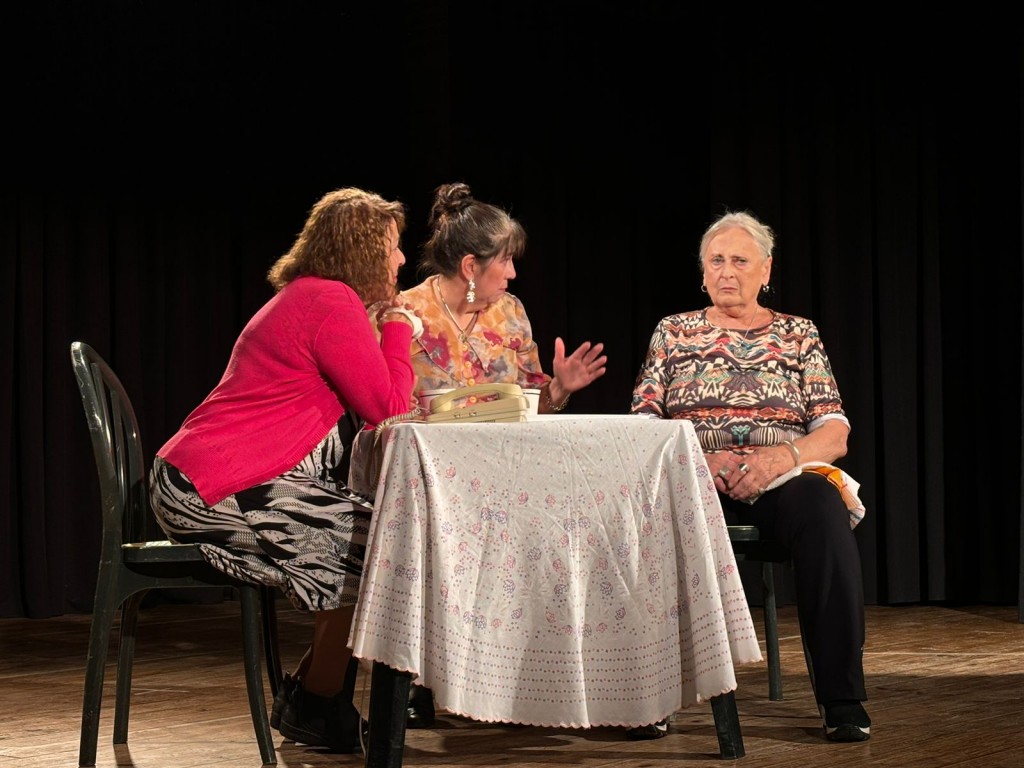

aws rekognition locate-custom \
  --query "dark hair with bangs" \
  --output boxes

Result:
[419,182,525,277]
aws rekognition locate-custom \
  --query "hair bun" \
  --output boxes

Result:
[430,182,474,225]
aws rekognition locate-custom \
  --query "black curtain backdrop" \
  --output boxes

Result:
[2,3,1021,618]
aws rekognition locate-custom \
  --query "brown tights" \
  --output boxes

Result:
[292,605,355,698]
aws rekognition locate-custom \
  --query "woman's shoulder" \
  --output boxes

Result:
[392,280,446,333]
[366,282,424,319]
[390,278,436,308]
[478,292,530,327]
[382,277,452,333]
[284,275,358,298]
[279,277,363,317]
[769,310,820,335]
[653,308,706,330]
[499,291,528,312]
[649,308,822,337]
[250,278,364,340]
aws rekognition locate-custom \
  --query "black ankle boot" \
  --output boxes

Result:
[406,684,436,728]
[270,672,298,730]
[279,683,366,753]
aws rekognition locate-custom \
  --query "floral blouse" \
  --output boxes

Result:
[630,308,849,453]
[369,276,550,408]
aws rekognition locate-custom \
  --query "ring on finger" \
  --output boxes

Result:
[717,467,730,478]
[739,462,750,473]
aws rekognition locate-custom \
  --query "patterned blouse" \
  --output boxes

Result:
[630,308,849,454]
[369,276,551,407]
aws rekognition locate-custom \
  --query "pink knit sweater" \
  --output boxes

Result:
[158,276,414,505]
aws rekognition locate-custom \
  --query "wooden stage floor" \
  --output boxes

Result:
[2,601,1022,768]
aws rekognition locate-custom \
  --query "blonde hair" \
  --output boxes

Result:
[268,187,406,306]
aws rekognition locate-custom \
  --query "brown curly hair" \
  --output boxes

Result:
[268,187,406,306]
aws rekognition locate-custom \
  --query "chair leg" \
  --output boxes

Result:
[761,562,783,701]
[113,591,145,744]
[260,586,283,698]
[710,691,745,759]
[366,662,413,768]
[239,585,277,766]
[79,579,122,766]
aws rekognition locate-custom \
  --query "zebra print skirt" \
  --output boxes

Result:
[149,418,373,612]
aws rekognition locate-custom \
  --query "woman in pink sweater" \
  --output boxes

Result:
[150,187,420,753]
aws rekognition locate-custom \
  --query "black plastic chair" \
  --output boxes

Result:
[727,525,814,701]
[70,341,283,767]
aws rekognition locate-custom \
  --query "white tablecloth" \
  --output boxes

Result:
[349,415,761,728]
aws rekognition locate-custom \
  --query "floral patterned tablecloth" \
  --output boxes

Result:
[349,415,761,729]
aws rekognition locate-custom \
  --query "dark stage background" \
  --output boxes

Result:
[2,3,1022,619]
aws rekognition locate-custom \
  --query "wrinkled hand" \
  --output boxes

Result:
[551,337,607,398]
[377,296,420,318]
[708,446,788,502]
[377,299,424,339]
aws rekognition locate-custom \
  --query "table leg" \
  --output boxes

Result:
[710,692,745,759]
[364,662,412,768]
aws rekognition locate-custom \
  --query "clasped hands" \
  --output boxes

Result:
[708,448,778,503]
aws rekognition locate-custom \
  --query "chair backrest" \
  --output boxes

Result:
[70,341,149,548]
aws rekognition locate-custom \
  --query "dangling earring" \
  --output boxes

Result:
[700,284,708,294]
[466,278,476,304]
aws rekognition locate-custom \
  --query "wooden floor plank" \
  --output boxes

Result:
[2,603,1022,767]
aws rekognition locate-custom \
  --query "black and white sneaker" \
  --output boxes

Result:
[625,719,669,740]
[820,701,871,742]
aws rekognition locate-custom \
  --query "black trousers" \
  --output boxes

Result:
[720,472,867,704]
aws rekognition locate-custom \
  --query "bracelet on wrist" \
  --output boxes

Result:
[781,439,801,467]
[545,387,570,413]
